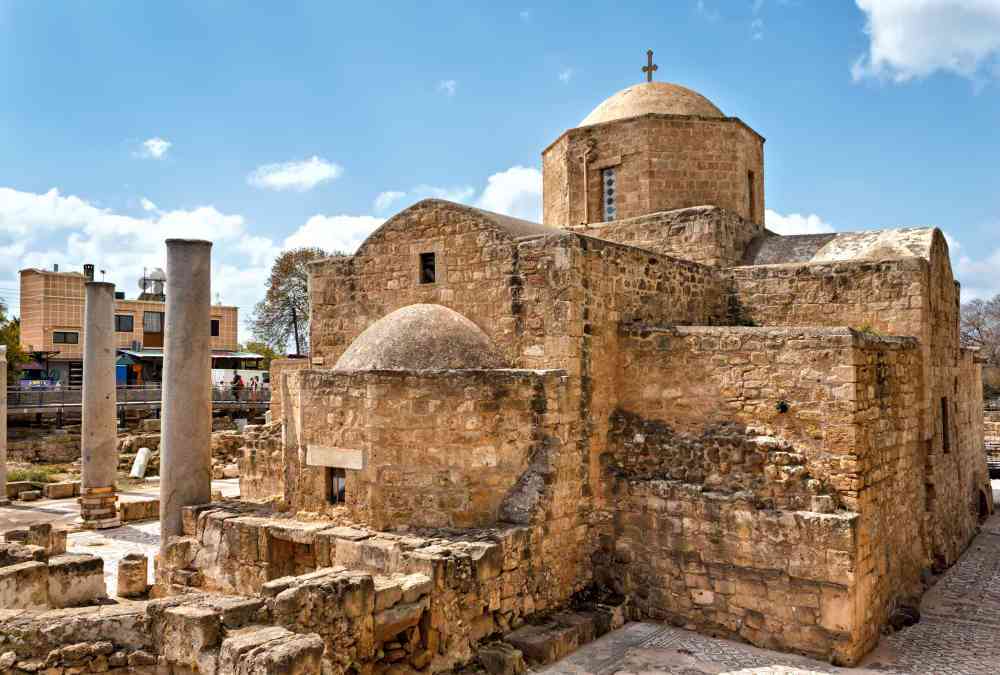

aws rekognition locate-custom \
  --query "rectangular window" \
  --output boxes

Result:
[115,314,134,333]
[602,167,617,221]
[941,396,951,453]
[53,331,79,344]
[747,170,756,220]
[419,252,436,284]
[210,319,220,337]
[326,468,347,504]
[143,311,164,333]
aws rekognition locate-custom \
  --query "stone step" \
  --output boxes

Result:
[500,603,626,670]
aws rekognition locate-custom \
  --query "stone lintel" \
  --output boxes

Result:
[306,445,365,470]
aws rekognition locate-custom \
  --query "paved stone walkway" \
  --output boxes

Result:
[539,513,1000,675]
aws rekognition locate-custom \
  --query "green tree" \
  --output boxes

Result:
[249,247,338,355]
[240,340,280,370]
[0,298,28,381]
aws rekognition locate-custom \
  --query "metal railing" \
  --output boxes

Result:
[7,384,270,409]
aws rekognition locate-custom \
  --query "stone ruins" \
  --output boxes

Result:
[0,77,990,673]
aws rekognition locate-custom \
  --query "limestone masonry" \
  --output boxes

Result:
[1,77,989,673]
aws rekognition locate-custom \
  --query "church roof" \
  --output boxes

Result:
[580,81,724,127]
[333,304,508,371]
[742,227,939,266]
[355,200,559,258]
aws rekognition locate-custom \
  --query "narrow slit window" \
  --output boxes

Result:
[602,168,617,221]
[419,252,436,284]
[747,170,756,220]
[326,468,347,504]
[941,397,950,453]
[210,319,220,337]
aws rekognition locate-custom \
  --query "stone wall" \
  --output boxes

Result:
[282,368,570,530]
[600,325,924,665]
[308,200,727,371]
[238,422,286,502]
[269,357,309,421]
[542,114,764,227]
[566,205,763,267]
[727,244,990,571]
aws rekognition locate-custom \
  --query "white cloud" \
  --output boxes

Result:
[475,166,542,222]
[751,17,764,40]
[696,0,721,21]
[438,79,457,97]
[283,215,385,255]
[559,68,574,83]
[140,197,157,212]
[412,184,476,203]
[374,190,406,212]
[139,137,171,159]
[852,0,1000,83]
[765,209,836,235]
[247,156,343,192]
[955,248,1000,300]
[519,9,532,21]
[0,186,273,341]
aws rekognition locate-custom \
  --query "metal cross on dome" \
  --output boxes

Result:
[642,49,658,82]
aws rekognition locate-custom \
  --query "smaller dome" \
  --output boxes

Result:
[580,81,724,127]
[334,304,507,371]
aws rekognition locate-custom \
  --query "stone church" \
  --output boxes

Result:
[156,73,987,670]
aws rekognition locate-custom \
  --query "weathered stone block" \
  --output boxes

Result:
[43,481,79,500]
[478,641,526,675]
[220,626,324,674]
[0,561,48,609]
[117,553,149,599]
[48,554,106,608]
[373,599,427,643]
[160,605,222,667]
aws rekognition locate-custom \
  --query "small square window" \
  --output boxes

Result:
[53,331,79,344]
[210,319,220,337]
[419,252,436,284]
[326,468,347,504]
[115,314,134,333]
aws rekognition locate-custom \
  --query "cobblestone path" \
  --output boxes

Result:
[539,514,1000,675]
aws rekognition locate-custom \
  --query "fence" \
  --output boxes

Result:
[7,384,270,411]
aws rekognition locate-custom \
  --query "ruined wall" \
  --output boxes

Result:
[268,357,309,421]
[283,368,570,530]
[162,502,602,673]
[602,326,924,665]
[542,115,764,227]
[238,422,285,502]
[567,205,763,267]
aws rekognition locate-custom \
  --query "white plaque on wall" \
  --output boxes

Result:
[306,445,365,470]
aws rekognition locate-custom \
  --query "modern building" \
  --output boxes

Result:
[19,265,242,387]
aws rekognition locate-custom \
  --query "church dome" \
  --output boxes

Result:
[579,81,724,127]
[334,304,507,371]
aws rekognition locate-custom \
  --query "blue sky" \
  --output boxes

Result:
[1,0,998,339]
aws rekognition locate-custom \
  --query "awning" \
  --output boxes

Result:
[116,349,263,360]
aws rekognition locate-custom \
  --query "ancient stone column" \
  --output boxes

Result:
[79,281,120,528]
[160,239,213,545]
[0,345,7,507]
